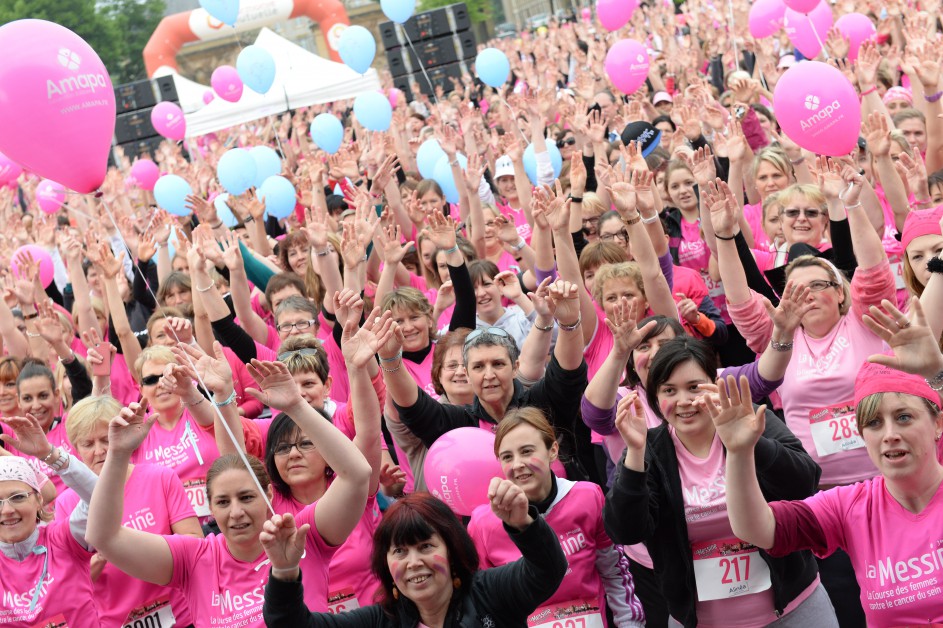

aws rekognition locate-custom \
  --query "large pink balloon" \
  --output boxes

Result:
[150,101,186,141]
[423,428,503,516]
[783,0,820,12]
[597,0,639,31]
[749,0,786,38]
[605,40,649,95]
[784,3,833,59]
[0,152,22,186]
[129,159,160,191]
[835,13,876,62]
[12,245,54,289]
[211,66,244,103]
[0,20,115,194]
[773,61,861,156]
[36,179,65,214]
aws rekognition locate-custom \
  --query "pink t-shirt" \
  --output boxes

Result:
[785,477,943,627]
[0,521,96,626]
[875,186,909,308]
[130,411,221,519]
[677,217,711,273]
[316,313,350,404]
[405,347,439,401]
[319,496,383,613]
[109,352,142,406]
[497,200,533,244]
[55,464,196,627]
[743,202,770,251]
[165,502,335,628]
[468,480,613,627]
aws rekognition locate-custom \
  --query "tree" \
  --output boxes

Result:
[99,0,167,83]
[418,0,491,23]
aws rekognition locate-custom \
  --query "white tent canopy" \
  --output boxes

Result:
[168,28,381,137]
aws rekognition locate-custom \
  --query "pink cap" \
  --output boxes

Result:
[900,206,943,251]
[0,457,45,493]
[882,86,912,106]
[854,360,939,409]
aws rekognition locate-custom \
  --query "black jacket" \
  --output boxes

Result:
[603,413,821,627]
[263,513,567,627]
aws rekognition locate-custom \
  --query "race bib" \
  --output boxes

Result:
[124,598,176,628]
[809,402,864,457]
[30,616,68,628]
[890,260,906,290]
[692,539,771,601]
[183,478,210,518]
[527,600,605,628]
[327,587,361,614]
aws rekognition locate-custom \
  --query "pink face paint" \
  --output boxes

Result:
[431,554,449,576]
[390,560,407,582]
[660,399,676,420]
[635,352,650,372]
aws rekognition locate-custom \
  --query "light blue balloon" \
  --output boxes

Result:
[338,26,376,75]
[153,175,193,217]
[249,146,282,188]
[214,193,240,228]
[381,0,415,23]
[310,113,344,154]
[199,0,239,26]
[258,175,297,220]
[237,45,276,94]
[523,143,563,186]
[217,148,257,196]
[432,153,468,204]
[417,139,446,180]
[476,48,510,89]
[354,92,392,132]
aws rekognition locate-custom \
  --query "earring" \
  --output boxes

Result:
[392,587,400,600]
[453,576,462,589]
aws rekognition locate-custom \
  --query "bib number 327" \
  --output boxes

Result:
[692,539,772,601]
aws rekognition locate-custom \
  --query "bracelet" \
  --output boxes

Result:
[770,339,794,352]
[244,215,255,223]
[714,232,737,241]
[42,446,60,464]
[925,91,943,103]
[316,247,334,257]
[641,212,660,225]
[380,364,401,373]
[22,311,38,320]
[379,351,403,363]
[926,370,943,391]
[555,315,582,331]
[443,244,459,255]
[926,257,943,274]
[212,389,237,408]
[183,395,206,407]
[568,195,584,203]
[270,567,299,580]
[534,321,554,332]
[789,155,805,166]
[210,221,223,229]
[510,239,526,252]
[860,85,878,98]
[157,242,169,248]
[43,446,67,472]
[914,198,931,205]
[843,201,862,209]
[449,159,460,167]
[58,351,75,364]
[26,332,41,338]
[195,282,215,293]
[623,213,641,227]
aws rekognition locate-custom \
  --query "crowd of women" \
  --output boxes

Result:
[1,0,943,626]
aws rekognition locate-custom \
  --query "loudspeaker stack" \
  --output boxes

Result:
[110,76,180,165]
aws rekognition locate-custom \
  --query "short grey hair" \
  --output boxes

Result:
[462,330,519,365]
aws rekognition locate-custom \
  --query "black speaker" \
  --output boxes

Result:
[387,30,477,77]
[380,3,470,49]
[114,109,158,144]
[114,135,165,161]
[115,80,157,114]
[392,60,471,100]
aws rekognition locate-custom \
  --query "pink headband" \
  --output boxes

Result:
[0,457,44,493]
[882,86,912,106]
[854,360,940,409]
[900,206,943,251]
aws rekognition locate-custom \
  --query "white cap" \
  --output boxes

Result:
[494,155,515,179]
[777,54,796,69]
[653,91,673,105]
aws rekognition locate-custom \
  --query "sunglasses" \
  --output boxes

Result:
[277,347,323,362]
[464,326,510,347]
[141,374,162,387]
[781,208,824,220]
[556,137,576,148]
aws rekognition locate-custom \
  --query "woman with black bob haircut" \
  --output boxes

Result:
[261,488,568,626]
[604,335,834,627]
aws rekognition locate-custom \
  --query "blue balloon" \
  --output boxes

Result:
[310,113,344,154]
[214,193,240,228]
[217,148,257,196]
[476,48,510,88]
[237,45,276,94]
[249,146,282,188]
[153,175,193,217]
[199,0,239,26]
[523,143,563,186]
[381,0,415,23]
[338,26,376,75]
[354,92,392,132]
[432,153,468,204]
[258,175,297,220]
[417,139,446,180]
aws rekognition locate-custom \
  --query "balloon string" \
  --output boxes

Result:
[808,14,831,61]
[727,0,739,70]
[95,195,276,517]
[499,97,529,144]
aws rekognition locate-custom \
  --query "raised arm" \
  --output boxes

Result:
[96,244,142,370]
[216,229,270,345]
[756,282,813,383]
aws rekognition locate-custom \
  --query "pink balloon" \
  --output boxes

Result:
[0,20,116,194]
[749,0,786,38]
[581,7,592,22]
[605,40,649,95]
[773,61,861,157]
[597,0,638,31]
[129,159,160,191]
[12,245,54,289]
[784,3,833,59]
[203,90,215,105]
[211,66,244,103]
[782,0,820,12]
[0,151,22,186]
[36,179,65,214]
[423,428,503,516]
[150,101,186,141]
[388,87,403,108]
[835,13,876,62]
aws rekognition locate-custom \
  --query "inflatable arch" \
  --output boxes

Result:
[143,0,351,77]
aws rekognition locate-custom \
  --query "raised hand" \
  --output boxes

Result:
[814,156,846,200]
[862,297,943,378]
[704,179,740,238]
[856,40,881,89]
[107,402,155,456]
[862,112,890,158]
[173,341,234,397]
[493,270,523,301]
[702,376,766,454]
[342,307,395,368]
[676,293,700,325]
[764,281,813,336]
[0,413,56,458]
[614,391,648,451]
[605,297,657,355]
[424,210,458,251]
[548,279,580,326]
[245,360,305,411]
[689,145,716,187]
[302,205,330,252]
[260,513,310,572]
[488,478,533,531]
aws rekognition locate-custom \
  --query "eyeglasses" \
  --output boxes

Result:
[556,137,576,148]
[464,326,510,347]
[273,439,317,457]
[442,361,464,372]
[277,347,323,362]
[781,208,824,220]
[807,280,839,292]
[141,374,162,387]
[0,491,36,508]
[277,319,317,334]
[600,229,629,243]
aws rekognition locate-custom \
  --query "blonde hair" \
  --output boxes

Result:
[580,192,607,219]
[66,396,122,446]
[132,345,176,383]
[784,255,851,316]
[494,407,557,456]
[855,392,940,434]
[277,334,329,381]
[380,288,436,343]
[752,147,794,181]
[776,184,827,211]
[591,262,645,305]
